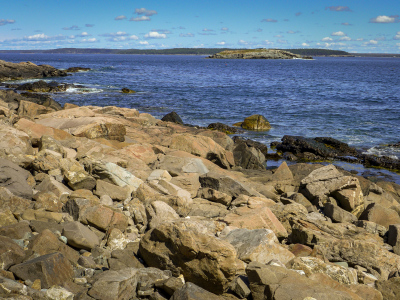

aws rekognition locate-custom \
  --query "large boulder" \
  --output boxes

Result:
[245,262,362,300]
[233,142,266,170]
[163,134,234,169]
[62,221,100,251]
[222,228,295,265]
[316,239,400,280]
[222,205,288,239]
[9,252,74,289]
[139,219,237,294]
[359,203,400,229]
[161,111,183,124]
[236,115,271,131]
[300,164,363,210]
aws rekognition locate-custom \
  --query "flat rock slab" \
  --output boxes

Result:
[62,221,100,251]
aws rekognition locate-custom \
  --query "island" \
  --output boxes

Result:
[207,49,313,59]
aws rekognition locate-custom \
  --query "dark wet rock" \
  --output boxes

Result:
[276,135,358,160]
[0,60,67,81]
[161,111,183,124]
[233,142,266,170]
[207,122,240,134]
[362,154,400,171]
[66,67,91,73]
[20,92,63,110]
[15,80,69,93]
[121,87,136,93]
[232,136,269,157]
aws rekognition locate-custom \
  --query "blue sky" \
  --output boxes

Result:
[1,0,400,53]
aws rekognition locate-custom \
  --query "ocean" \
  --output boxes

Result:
[1,53,399,181]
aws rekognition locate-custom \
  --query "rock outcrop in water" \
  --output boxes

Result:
[207,49,313,60]
[1,60,400,299]
[0,60,67,81]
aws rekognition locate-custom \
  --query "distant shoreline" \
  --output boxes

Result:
[1,48,400,58]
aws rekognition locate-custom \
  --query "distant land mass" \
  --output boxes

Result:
[0,48,399,57]
[207,49,313,59]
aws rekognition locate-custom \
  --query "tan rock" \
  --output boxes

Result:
[17,100,55,119]
[222,228,295,265]
[139,219,237,294]
[221,205,288,239]
[163,134,234,169]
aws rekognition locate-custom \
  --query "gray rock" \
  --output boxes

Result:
[199,171,260,198]
[0,158,33,199]
[145,200,180,230]
[88,268,138,300]
[222,228,295,265]
[324,203,357,223]
[62,221,100,251]
[94,179,131,201]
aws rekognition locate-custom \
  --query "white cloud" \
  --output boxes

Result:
[369,15,399,23]
[23,34,67,41]
[221,27,229,31]
[363,40,379,46]
[179,33,194,37]
[397,43,400,47]
[341,22,352,26]
[277,39,288,44]
[130,35,139,40]
[302,42,310,47]
[0,19,15,26]
[331,31,346,36]
[238,39,249,45]
[216,41,226,45]
[81,38,98,43]
[100,31,128,37]
[130,16,150,22]
[394,31,400,40]
[144,31,167,39]
[321,37,333,41]
[356,38,364,41]
[135,8,157,16]
[79,32,90,37]
[263,40,274,45]
[339,36,352,41]
[139,41,149,45]
[115,15,127,21]
[202,28,214,32]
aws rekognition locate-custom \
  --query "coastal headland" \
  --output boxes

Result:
[1,59,400,299]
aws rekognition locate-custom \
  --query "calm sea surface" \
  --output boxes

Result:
[1,53,399,180]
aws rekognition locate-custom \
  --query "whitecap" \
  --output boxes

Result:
[65,86,103,94]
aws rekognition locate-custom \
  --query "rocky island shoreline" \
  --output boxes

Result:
[207,49,313,60]
[0,60,400,299]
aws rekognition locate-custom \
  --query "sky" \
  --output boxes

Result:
[1,0,400,53]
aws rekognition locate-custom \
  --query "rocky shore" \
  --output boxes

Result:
[207,49,313,60]
[0,61,400,300]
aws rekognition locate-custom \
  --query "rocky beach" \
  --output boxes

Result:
[1,59,400,300]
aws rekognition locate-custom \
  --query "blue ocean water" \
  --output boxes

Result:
[1,53,399,160]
